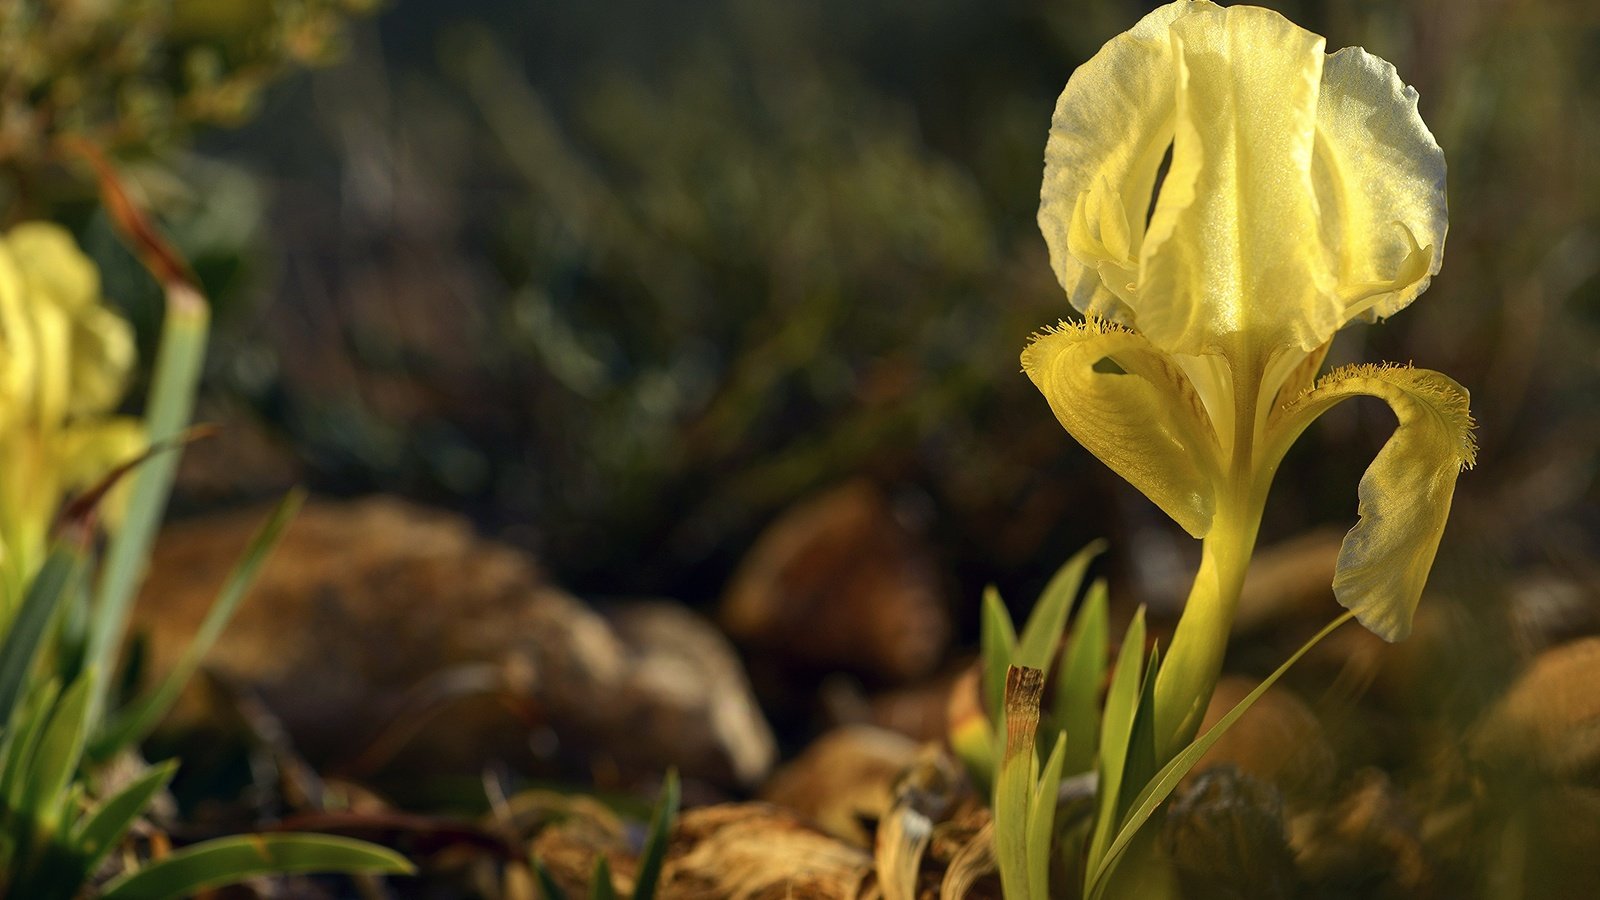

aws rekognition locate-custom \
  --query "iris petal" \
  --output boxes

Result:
[1269,364,1476,640]
[1139,3,1337,357]
[1022,321,1220,537]
[1040,0,1189,325]
[1314,47,1449,324]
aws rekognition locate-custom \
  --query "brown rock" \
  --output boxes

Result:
[132,496,775,787]
[527,800,634,898]
[866,668,961,742]
[721,481,950,683]
[1191,677,1336,806]
[658,804,872,899]
[1231,529,1342,635]
[1470,636,1600,779]
[760,725,921,846]
[1162,766,1296,900]
[1290,769,1429,896]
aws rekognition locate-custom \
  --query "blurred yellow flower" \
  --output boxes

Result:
[1020,0,1475,749]
[0,223,143,598]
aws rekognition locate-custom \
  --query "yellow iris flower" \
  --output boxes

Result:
[0,223,143,603]
[1021,1,1475,753]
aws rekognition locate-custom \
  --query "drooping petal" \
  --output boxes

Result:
[1313,47,1448,323]
[67,303,135,417]
[3,223,135,420]
[0,243,40,433]
[1022,320,1220,537]
[6,222,102,312]
[1139,3,1339,358]
[1039,0,1190,325]
[1268,364,1475,641]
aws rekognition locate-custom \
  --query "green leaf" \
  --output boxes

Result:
[21,673,95,833]
[589,854,617,900]
[1085,607,1145,887]
[1,679,62,812]
[1026,731,1068,900]
[0,547,85,725]
[86,284,208,727]
[994,665,1045,900]
[1115,645,1162,829]
[949,709,997,793]
[1085,611,1354,900]
[1016,540,1106,670]
[980,586,1018,724]
[99,833,413,900]
[71,759,179,875]
[91,490,305,760]
[1054,578,1109,776]
[632,769,679,900]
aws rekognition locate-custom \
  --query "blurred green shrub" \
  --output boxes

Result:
[0,0,376,206]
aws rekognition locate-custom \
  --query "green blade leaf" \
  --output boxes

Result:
[1026,731,1068,900]
[632,768,680,900]
[91,490,305,760]
[589,854,617,900]
[1054,578,1109,775]
[981,586,1018,724]
[1085,607,1145,887]
[99,833,413,900]
[949,706,997,793]
[1086,611,1354,900]
[71,759,179,875]
[995,665,1045,900]
[1115,644,1162,830]
[21,673,95,832]
[0,546,85,725]
[86,283,209,727]
[1,679,62,811]
[1016,540,1106,670]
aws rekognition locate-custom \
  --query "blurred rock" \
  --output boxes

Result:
[721,481,950,683]
[1470,636,1600,779]
[1191,677,1336,806]
[815,667,960,744]
[1507,574,1600,656]
[658,803,872,899]
[1231,528,1342,635]
[604,602,778,788]
[866,669,961,742]
[760,725,921,846]
[1290,769,1429,897]
[527,799,634,898]
[1509,785,1600,899]
[1162,766,1296,900]
[133,496,775,787]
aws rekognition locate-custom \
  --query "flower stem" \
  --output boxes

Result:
[1150,504,1261,760]
[1151,349,1268,761]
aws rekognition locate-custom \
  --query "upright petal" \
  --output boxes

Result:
[1022,320,1221,537]
[1138,4,1339,358]
[1039,0,1190,324]
[1314,47,1448,323]
[1267,364,1475,641]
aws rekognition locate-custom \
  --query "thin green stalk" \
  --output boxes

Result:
[83,282,208,727]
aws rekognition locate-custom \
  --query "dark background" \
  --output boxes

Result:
[111,0,1597,646]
